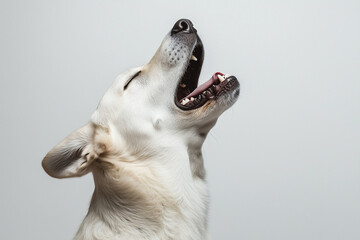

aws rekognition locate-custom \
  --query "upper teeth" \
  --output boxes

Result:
[180,97,197,105]
[191,55,197,61]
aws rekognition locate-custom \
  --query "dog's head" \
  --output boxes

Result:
[42,19,240,179]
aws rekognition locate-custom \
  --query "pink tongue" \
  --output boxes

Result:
[184,72,223,99]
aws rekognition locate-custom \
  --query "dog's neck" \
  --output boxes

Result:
[75,144,209,239]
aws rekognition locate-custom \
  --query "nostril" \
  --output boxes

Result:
[180,21,189,31]
[171,19,195,35]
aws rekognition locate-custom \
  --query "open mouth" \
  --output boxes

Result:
[175,41,239,111]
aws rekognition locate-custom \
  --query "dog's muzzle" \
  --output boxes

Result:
[171,19,240,111]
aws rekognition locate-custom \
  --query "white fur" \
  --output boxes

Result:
[42,23,239,240]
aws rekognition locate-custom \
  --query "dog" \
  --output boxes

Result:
[42,19,240,240]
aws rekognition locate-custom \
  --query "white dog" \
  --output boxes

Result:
[42,19,240,240]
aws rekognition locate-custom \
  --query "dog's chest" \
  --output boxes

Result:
[76,160,209,240]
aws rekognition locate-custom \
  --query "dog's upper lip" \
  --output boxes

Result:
[174,38,204,109]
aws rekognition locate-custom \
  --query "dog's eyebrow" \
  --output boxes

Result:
[124,71,141,90]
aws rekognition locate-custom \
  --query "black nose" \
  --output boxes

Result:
[171,19,196,35]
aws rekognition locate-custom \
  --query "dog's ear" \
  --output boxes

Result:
[42,123,97,178]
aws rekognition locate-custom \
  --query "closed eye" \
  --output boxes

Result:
[124,71,141,90]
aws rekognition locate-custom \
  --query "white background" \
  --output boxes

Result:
[1,0,359,239]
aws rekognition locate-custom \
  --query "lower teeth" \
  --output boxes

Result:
[218,74,225,82]
[180,73,230,106]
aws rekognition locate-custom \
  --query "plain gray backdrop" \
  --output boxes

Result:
[1,0,359,239]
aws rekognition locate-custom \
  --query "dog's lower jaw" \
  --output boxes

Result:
[74,151,209,240]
